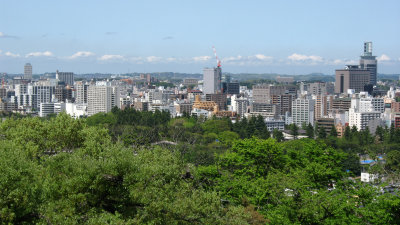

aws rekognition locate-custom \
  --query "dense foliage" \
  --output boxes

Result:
[0,109,399,224]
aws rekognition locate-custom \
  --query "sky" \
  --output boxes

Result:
[0,0,399,75]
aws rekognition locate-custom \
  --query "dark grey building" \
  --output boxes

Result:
[360,42,377,85]
[222,82,240,95]
[335,65,371,94]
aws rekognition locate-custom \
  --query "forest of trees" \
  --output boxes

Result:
[0,108,399,224]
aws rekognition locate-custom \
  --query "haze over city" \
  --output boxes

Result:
[1,0,399,74]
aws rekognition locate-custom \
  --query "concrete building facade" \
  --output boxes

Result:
[203,67,222,94]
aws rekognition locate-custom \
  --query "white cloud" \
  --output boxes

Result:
[344,59,357,65]
[222,55,242,63]
[193,56,211,62]
[0,32,18,39]
[288,53,323,62]
[165,57,177,62]
[98,54,125,61]
[4,51,20,58]
[146,56,162,62]
[68,51,95,59]
[26,51,53,57]
[332,59,344,65]
[326,58,358,66]
[222,54,273,66]
[253,54,273,61]
[377,54,391,61]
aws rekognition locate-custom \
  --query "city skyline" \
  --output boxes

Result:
[1,0,399,74]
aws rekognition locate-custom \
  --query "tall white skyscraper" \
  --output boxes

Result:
[203,67,222,94]
[87,85,120,116]
[24,63,32,80]
[292,98,315,127]
[75,82,89,104]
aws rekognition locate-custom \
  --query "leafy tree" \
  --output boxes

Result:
[344,126,351,140]
[330,125,338,137]
[305,123,314,139]
[375,126,385,142]
[318,126,327,139]
[201,119,231,134]
[289,124,299,139]
[251,115,271,139]
[272,129,284,142]
[0,143,42,223]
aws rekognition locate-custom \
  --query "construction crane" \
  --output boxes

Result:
[212,46,221,68]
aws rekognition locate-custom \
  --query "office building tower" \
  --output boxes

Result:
[222,82,240,95]
[253,84,284,103]
[360,42,377,85]
[75,82,89,104]
[335,65,371,94]
[203,67,222,94]
[349,108,381,131]
[292,98,315,127]
[253,84,296,104]
[56,70,74,86]
[54,85,73,103]
[235,98,249,118]
[87,86,120,116]
[32,86,56,110]
[206,93,227,111]
[314,95,329,120]
[271,94,294,115]
[308,82,334,95]
[24,63,32,80]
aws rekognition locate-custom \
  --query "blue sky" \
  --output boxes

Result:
[0,0,399,74]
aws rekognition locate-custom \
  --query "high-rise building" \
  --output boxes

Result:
[203,67,222,94]
[32,86,56,110]
[308,82,334,95]
[75,82,89,104]
[253,84,296,104]
[56,70,74,86]
[335,65,371,94]
[222,82,240,95]
[235,98,249,118]
[349,108,380,131]
[24,63,32,80]
[87,86,120,116]
[271,94,294,115]
[292,98,315,127]
[54,85,73,103]
[360,42,377,85]
[314,95,328,120]
[206,93,227,111]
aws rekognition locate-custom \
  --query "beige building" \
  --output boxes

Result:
[87,86,120,116]
[252,84,292,103]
